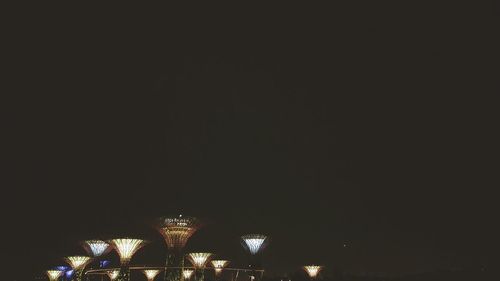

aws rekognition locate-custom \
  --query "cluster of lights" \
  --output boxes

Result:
[241,234,267,255]
[65,256,91,270]
[188,252,213,268]
[158,215,200,250]
[142,269,161,281]
[106,270,120,281]
[84,240,110,257]
[110,238,146,265]
[303,265,323,279]
[46,270,63,281]
[211,260,229,275]
[182,269,194,280]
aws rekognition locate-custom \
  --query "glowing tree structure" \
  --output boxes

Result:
[210,260,229,280]
[156,215,201,281]
[65,256,92,281]
[143,270,161,281]
[110,238,146,281]
[303,266,323,280]
[46,270,63,281]
[106,270,120,281]
[188,253,213,281]
[241,234,268,281]
[182,269,194,281]
[83,240,111,257]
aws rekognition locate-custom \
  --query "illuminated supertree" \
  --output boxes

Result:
[303,266,323,280]
[241,234,268,281]
[110,238,147,281]
[83,240,111,258]
[106,270,120,281]
[65,256,92,281]
[156,215,201,281]
[210,260,229,279]
[182,269,194,281]
[143,270,161,281]
[188,253,212,281]
[46,270,64,281]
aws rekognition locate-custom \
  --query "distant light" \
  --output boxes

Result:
[100,260,110,268]
[65,256,92,270]
[110,238,146,265]
[142,269,161,281]
[55,266,70,271]
[84,240,110,257]
[241,234,267,255]
[106,270,120,281]
[188,253,213,268]
[303,265,323,279]
[65,270,74,279]
[46,270,63,281]
[211,260,230,275]
[182,269,194,280]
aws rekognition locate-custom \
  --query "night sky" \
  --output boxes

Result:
[2,5,496,281]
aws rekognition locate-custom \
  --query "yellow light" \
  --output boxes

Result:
[65,256,92,270]
[211,260,229,275]
[142,269,161,281]
[106,270,120,281]
[303,265,323,278]
[46,270,63,281]
[182,269,194,280]
[110,238,145,265]
[187,252,213,268]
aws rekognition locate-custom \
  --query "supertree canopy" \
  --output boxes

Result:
[106,270,120,281]
[210,260,229,275]
[65,256,92,270]
[157,215,201,252]
[182,269,194,280]
[46,270,63,281]
[241,234,268,255]
[303,265,323,279]
[143,269,161,281]
[110,238,146,265]
[83,240,110,257]
[188,253,213,268]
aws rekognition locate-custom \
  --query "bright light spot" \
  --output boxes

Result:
[107,270,120,281]
[182,269,194,279]
[85,240,110,257]
[211,260,229,275]
[188,252,213,268]
[46,270,63,281]
[241,234,267,255]
[65,256,91,270]
[303,265,323,278]
[110,238,145,265]
[143,269,161,281]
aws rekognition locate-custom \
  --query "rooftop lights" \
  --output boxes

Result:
[241,234,268,255]
[187,253,213,268]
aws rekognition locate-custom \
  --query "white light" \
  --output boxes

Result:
[84,240,110,257]
[46,270,63,281]
[106,270,120,281]
[241,234,267,255]
[211,260,229,275]
[143,269,161,281]
[188,252,213,268]
[65,256,91,270]
[182,269,194,279]
[303,266,323,278]
[110,238,145,265]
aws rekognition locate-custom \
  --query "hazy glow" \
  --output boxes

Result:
[158,216,200,250]
[303,266,323,278]
[84,240,110,257]
[241,234,267,254]
[142,270,161,281]
[211,260,229,275]
[182,269,194,279]
[46,270,63,281]
[110,238,145,264]
[65,256,91,270]
[106,270,120,281]
[188,252,213,268]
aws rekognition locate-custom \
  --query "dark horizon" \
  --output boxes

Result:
[2,5,496,281]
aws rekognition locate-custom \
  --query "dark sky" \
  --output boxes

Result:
[2,4,497,281]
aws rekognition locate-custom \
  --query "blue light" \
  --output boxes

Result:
[100,260,110,268]
[55,265,70,271]
[65,270,74,278]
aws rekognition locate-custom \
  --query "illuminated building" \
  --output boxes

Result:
[156,215,201,281]
[64,256,91,281]
[143,270,161,281]
[46,270,63,281]
[110,238,146,281]
[303,266,323,279]
[210,260,229,276]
